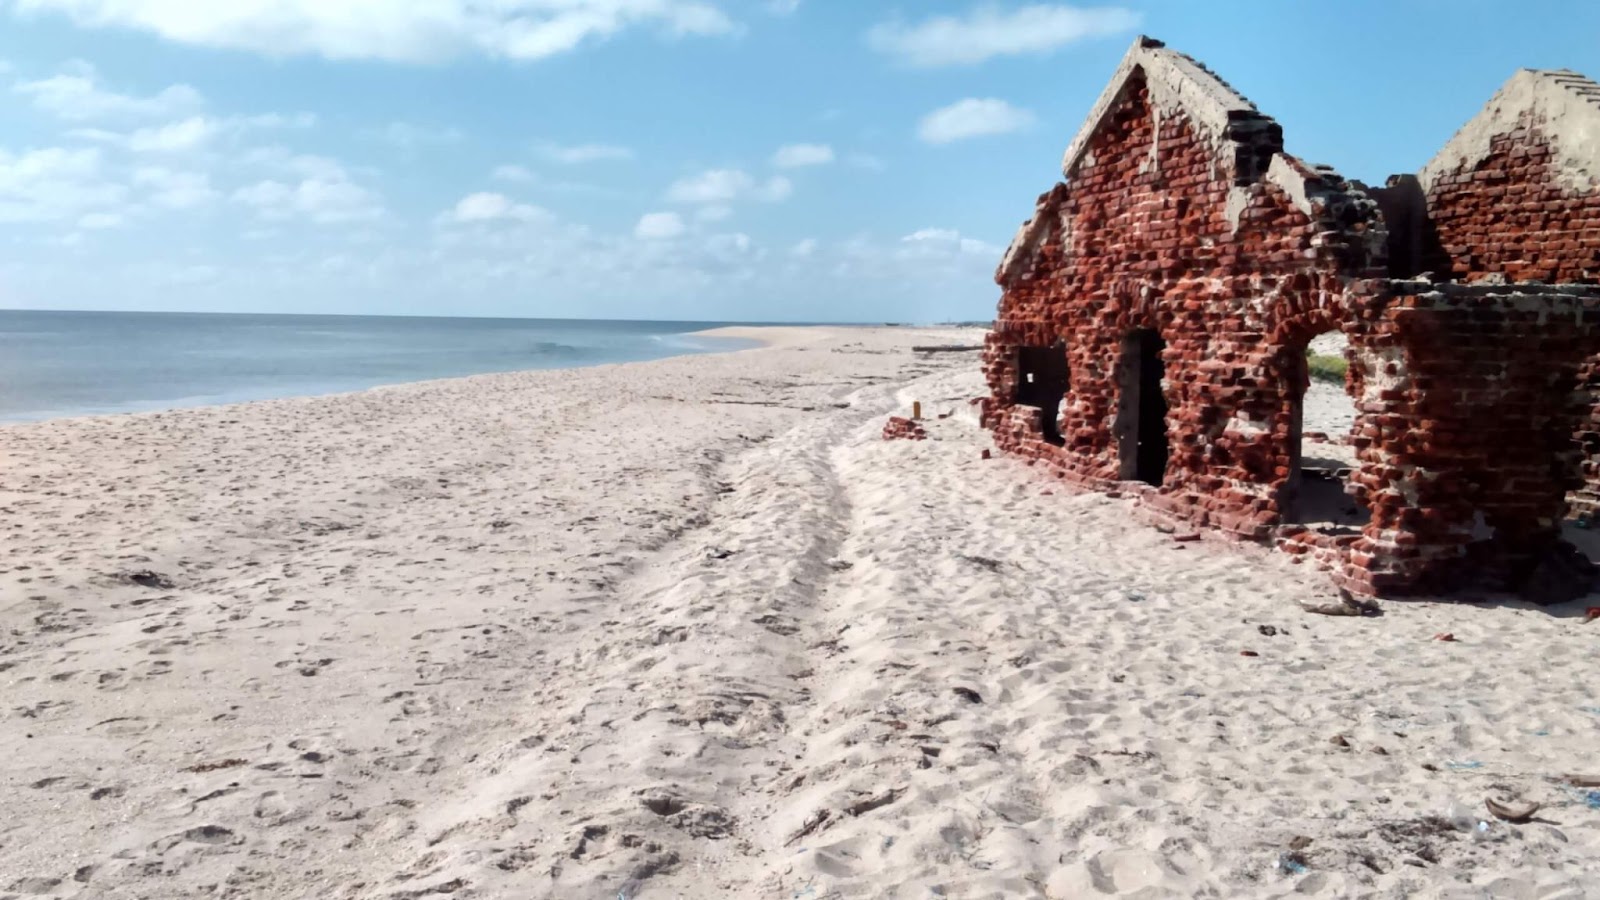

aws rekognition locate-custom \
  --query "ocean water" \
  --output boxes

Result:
[0,310,759,423]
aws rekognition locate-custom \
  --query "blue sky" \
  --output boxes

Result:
[1,1,1596,322]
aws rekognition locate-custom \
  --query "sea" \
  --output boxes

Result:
[0,310,760,423]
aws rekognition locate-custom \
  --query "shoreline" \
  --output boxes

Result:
[0,325,797,429]
[0,324,954,428]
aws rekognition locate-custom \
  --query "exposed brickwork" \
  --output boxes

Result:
[983,65,1382,540]
[1577,359,1600,516]
[1426,122,1600,284]
[983,38,1600,601]
[1326,287,1600,597]
[882,416,927,441]
[1418,71,1600,517]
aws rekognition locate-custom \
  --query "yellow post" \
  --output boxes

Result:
[912,401,922,420]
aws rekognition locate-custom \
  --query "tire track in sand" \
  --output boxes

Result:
[367,373,944,898]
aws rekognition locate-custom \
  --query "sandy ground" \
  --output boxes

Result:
[2,326,1598,899]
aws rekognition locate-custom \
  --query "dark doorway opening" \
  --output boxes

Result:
[1117,329,1170,486]
[1283,333,1370,533]
[1015,344,1068,446]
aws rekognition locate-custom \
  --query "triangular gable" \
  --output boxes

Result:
[1420,68,1600,194]
[997,36,1377,287]
[1059,36,1280,183]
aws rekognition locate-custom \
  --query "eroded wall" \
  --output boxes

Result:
[1425,125,1600,284]
[1419,74,1600,517]
[983,72,1600,599]
[1311,287,1600,597]
[982,77,1377,540]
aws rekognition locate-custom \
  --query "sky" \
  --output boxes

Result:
[0,1,1596,323]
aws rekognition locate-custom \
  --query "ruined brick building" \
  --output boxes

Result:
[981,36,1600,600]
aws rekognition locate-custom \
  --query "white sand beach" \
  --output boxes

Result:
[2,326,1597,899]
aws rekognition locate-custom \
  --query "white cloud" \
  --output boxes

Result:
[234,173,385,225]
[70,111,312,154]
[9,1,741,62]
[492,164,536,183]
[13,65,202,120]
[666,168,791,206]
[289,179,385,223]
[667,169,751,204]
[791,237,817,257]
[240,146,351,181]
[705,232,753,257]
[133,166,218,209]
[815,228,1003,290]
[0,146,126,224]
[900,227,1001,257]
[487,163,611,195]
[534,141,633,164]
[767,0,801,14]
[696,205,732,222]
[758,175,792,202]
[445,191,549,223]
[868,4,1139,67]
[635,211,685,240]
[126,115,217,153]
[917,98,1035,143]
[771,143,834,168]
[232,180,292,209]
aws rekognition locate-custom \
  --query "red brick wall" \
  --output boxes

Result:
[1426,122,1600,284]
[983,77,1600,600]
[983,79,1375,540]
[1333,289,1600,596]
[1575,360,1600,516]
[1424,117,1600,518]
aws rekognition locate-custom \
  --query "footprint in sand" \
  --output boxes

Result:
[30,775,89,791]
[151,824,243,853]
[252,791,307,827]
[7,876,64,894]
[129,659,173,679]
[89,716,153,737]
[273,657,334,677]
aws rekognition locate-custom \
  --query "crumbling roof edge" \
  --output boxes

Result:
[1419,67,1600,194]
[995,184,1067,286]
[1059,35,1265,179]
[1265,154,1355,222]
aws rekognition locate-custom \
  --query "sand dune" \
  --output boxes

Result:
[2,327,1597,899]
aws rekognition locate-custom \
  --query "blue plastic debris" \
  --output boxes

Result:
[1446,760,1484,770]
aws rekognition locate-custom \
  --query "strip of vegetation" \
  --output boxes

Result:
[1307,351,1349,384]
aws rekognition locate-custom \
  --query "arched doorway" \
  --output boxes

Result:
[1116,329,1169,486]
